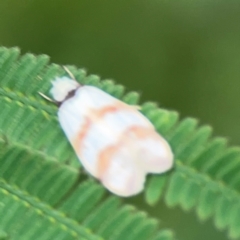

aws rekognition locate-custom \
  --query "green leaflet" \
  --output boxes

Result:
[0,46,239,239]
[0,179,100,240]
[0,229,7,240]
[0,136,175,240]
[0,46,176,240]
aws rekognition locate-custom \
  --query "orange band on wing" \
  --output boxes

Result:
[91,102,132,120]
[72,118,92,154]
[97,145,118,179]
[97,126,156,177]
[95,105,119,118]
[126,126,157,138]
[71,103,132,154]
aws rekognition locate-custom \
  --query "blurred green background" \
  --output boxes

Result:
[0,1,240,239]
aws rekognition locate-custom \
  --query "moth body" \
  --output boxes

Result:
[50,76,174,197]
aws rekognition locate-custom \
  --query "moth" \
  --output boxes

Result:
[42,68,174,197]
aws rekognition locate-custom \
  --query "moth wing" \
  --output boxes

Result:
[100,151,146,197]
[137,130,174,174]
[58,85,154,176]
[57,85,173,197]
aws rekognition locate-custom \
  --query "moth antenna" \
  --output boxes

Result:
[38,92,56,103]
[63,66,77,81]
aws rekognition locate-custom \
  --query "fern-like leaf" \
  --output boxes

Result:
[0,46,176,239]
[0,46,239,239]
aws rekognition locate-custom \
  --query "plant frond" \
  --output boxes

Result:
[0,141,176,240]
[0,229,8,240]
[0,179,101,240]
[0,46,239,239]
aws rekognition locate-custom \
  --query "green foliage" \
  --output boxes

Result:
[0,46,239,239]
[0,47,175,240]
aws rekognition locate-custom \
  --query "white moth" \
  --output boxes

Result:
[49,75,174,197]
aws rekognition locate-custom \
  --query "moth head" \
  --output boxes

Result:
[50,77,80,102]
